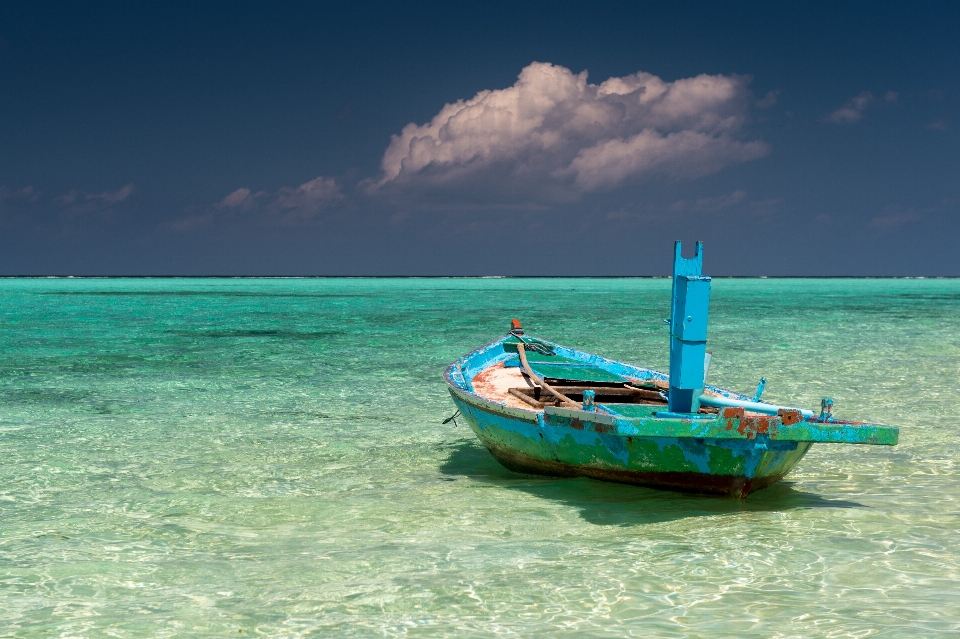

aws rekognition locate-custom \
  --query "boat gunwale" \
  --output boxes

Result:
[442,333,757,411]
[443,335,898,445]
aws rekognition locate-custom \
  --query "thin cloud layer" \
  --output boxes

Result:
[755,90,780,108]
[374,62,768,199]
[0,184,135,227]
[181,176,343,230]
[218,187,253,209]
[869,205,920,231]
[0,185,42,206]
[826,92,874,124]
[55,183,135,206]
[216,176,342,216]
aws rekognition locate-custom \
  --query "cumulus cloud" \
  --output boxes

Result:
[826,92,874,124]
[373,62,768,199]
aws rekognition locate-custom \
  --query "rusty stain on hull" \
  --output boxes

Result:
[444,335,897,498]
[483,439,788,499]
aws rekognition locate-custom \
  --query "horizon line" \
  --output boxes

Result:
[1,275,958,280]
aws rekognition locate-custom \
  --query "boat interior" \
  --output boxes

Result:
[467,338,723,415]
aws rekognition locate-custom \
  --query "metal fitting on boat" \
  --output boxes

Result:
[582,390,595,411]
[753,377,767,402]
[819,398,835,422]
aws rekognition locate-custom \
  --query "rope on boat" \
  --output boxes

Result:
[516,343,580,409]
[511,332,555,356]
[442,410,461,426]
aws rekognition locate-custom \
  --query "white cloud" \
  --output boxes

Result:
[869,207,920,230]
[564,131,767,191]
[217,177,341,215]
[3,184,134,210]
[826,92,874,124]
[275,176,342,214]
[55,190,81,205]
[51,184,136,220]
[1,186,41,204]
[1,183,135,229]
[373,62,768,198]
[219,187,252,208]
[755,90,779,108]
[178,176,343,230]
[91,183,135,204]
[51,184,135,208]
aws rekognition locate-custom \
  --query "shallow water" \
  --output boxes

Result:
[0,277,958,637]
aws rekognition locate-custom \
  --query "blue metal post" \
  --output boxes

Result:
[753,377,767,402]
[668,241,712,414]
[582,390,595,411]
[819,398,834,422]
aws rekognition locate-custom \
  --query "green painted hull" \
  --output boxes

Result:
[444,335,898,499]
[450,387,813,498]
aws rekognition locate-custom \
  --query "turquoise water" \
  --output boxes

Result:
[1,277,958,637]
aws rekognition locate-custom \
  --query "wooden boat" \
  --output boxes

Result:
[442,242,898,498]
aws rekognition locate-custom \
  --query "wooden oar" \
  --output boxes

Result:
[516,343,580,409]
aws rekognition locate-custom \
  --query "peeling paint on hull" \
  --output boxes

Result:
[451,391,813,499]
[484,440,791,499]
[444,332,897,499]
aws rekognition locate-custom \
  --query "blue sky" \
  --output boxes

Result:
[1,1,958,275]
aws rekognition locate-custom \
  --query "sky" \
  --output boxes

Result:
[1,1,958,275]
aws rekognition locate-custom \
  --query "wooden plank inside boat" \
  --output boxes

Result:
[508,383,668,406]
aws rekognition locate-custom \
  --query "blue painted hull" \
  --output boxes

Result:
[449,385,813,498]
[443,335,897,498]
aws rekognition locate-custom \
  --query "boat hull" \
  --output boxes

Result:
[450,390,813,499]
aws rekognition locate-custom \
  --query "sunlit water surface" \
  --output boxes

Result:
[0,278,958,637]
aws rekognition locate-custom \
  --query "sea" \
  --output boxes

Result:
[1,277,958,637]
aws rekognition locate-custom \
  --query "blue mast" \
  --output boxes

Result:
[668,241,712,414]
